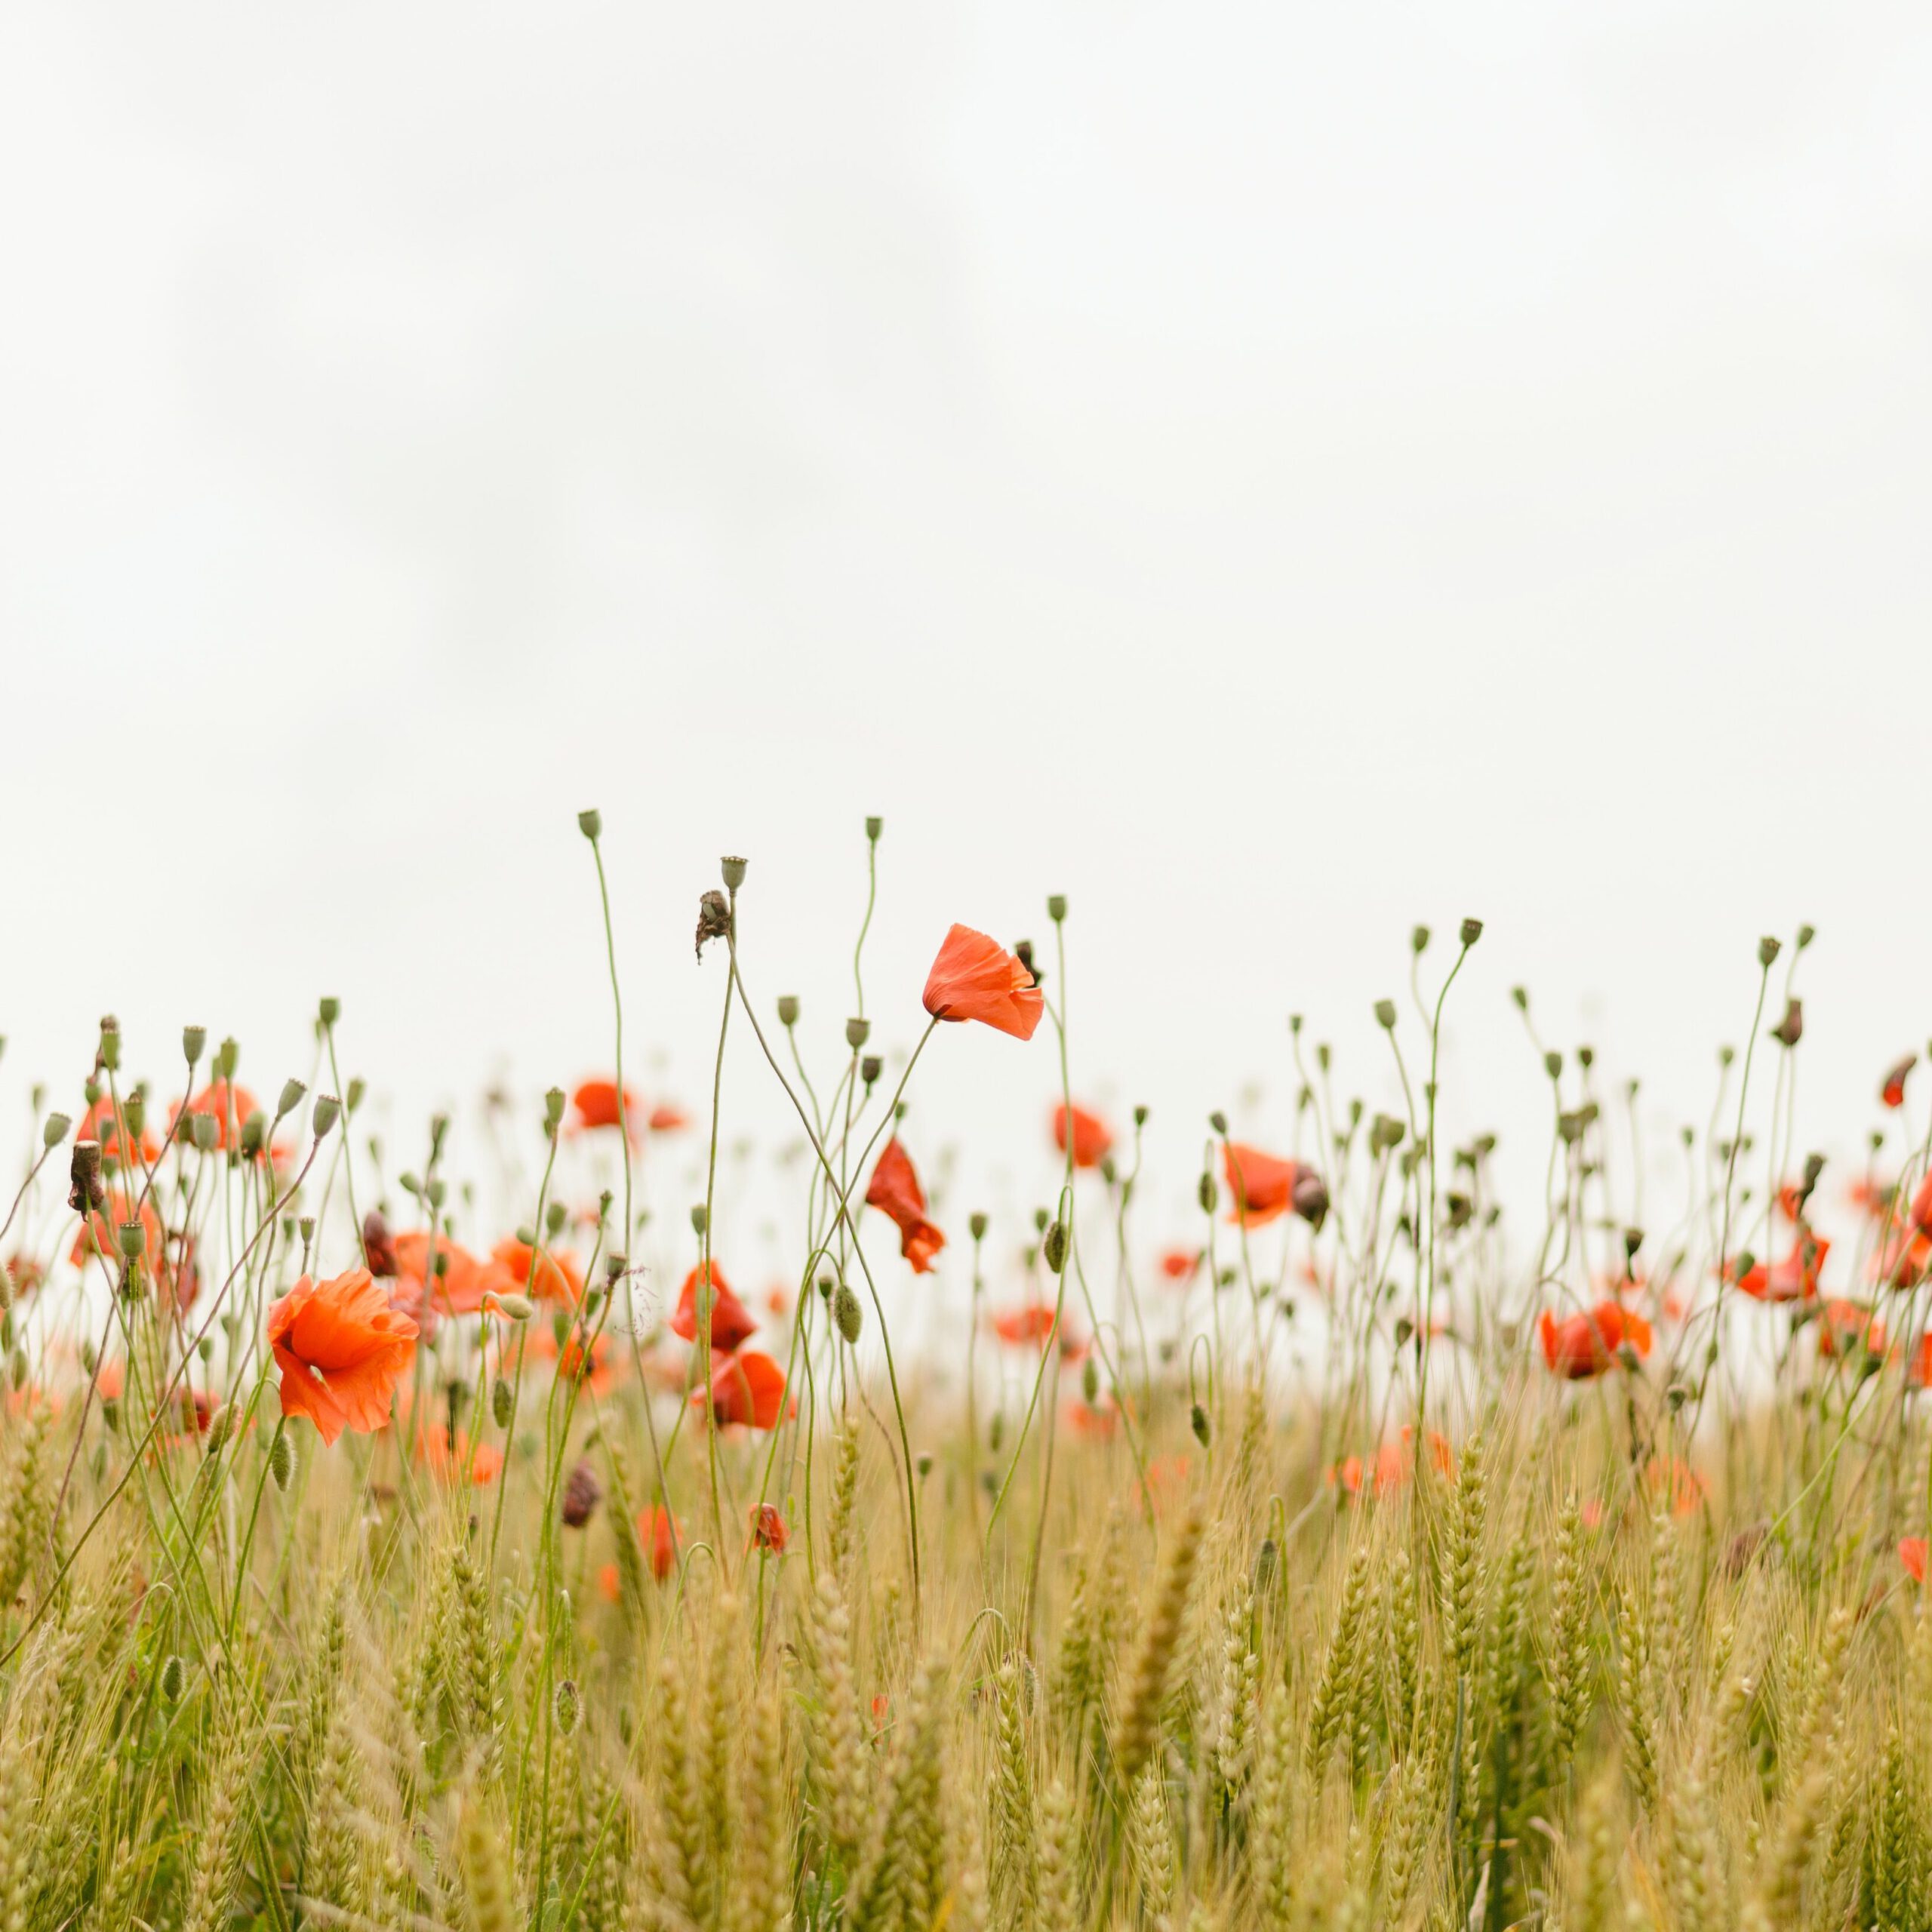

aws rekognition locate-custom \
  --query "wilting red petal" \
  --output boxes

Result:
[866,1140,946,1273]
[750,1503,789,1554]
[921,924,1044,1041]
[671,1262,759,1353]
[1052,1103,1113,1170]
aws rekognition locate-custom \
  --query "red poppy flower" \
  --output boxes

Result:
[1537,1301,1652,1380]
[556,1332,617,1395]
[671,1261,759,1353]
[1817,1298,1885,1359]
[641,1504,680,1580]
[77,1096,159,1169]
[1158,1248,1198,1282]
[492,1237,585,1305]
[70,1192,165,1274]
[1066,1399,1116,1438]
[267,1267,418,1446]
[921,924,1044,1041]
[1727,1231,1829,1304]
[571,1078,643,1143]
[750,1503,789,1554]
[1330,1427,1454,1498]
[648,1103,691,1134]
[1222,1143,1300,1228]
[392,1232,514,1317]
[170,1081,260,1154]
[694,1351,793,1429]
[991,1305,1060,1347]
[865,1140,946,1273]
[1052,1103,1113,1170]
[1903,1538,1927,1586]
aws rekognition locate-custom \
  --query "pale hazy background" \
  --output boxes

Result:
[5,3,1930,1277]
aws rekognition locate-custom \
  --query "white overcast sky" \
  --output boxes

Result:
[4,2,1931,1272]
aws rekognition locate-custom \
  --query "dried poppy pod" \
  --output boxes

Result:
[69,1139,106,1214]
[362,1210,399,1278]
[695,889,731,958]
[1291,1168,1331,1230]
[1770,998,1803,1048]
[561,1458,603,1528]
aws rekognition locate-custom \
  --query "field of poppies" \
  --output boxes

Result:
[5,817,1932,1932]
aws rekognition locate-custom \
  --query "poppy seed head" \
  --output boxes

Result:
[845,1017,871,1051]
[42,1111,70,1149]
[577,808,601,840]
[695,889,731,958]
[777,995,799,1028]
[721,854,748,891]
[68,1140,106,1214]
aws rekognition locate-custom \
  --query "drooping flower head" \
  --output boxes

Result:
[1052,1103,1113,1171]
[1883,1055,1916,1110]
[671,1261,759,1353]
[866,1140,946,1273]
[921,924,1044,1041]
[268,1267,418,1445]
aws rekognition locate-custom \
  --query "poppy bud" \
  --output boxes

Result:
[1460,917,1483,946]
[269,1429,294,1491]
[866,816,883,842]
[42,1112,71,1149]
[1198,1171,1217,1214]
[238,1112,265,1160]
[488,1293,536,1323]
[1191,1401,1211,1447]
[1796,923,1816,950]
[1208,1110,1228,1137]
[777,995,800,1027]
[1623,1226,1644,1260]
[1374,999,1397,1031]
[689,1204,708,1238]
[122,1091,146,1140]
[1757,934,1781,969]
[1543,1051,1563,1081]
[215,1038,239,1081]
[970,1212,989,1242]
[312,1094,340,1140]
[1577,1045,1595,1070]
[546,1676,582,1738]
[1043,1220,1068,1274]
[1047,894,1067,924]
[834,1282,863,1343]
[721,855,748,891]
[1033,1207,1050,1234]
[1254,1538,1278,1593]
[346,1078,366,1115]
[915,1452,933,1478]
[846,1017,871,1051]
[1510,986,1528,1013]
[1081,1357,1099,1404]
[267,1079,303,1124]
[561,1457,601,1527]
[1292,1169,1330,1229]
[577,808,602,840]
[1411,924,1430,955]
[1770,1000,1803,1048]
[162,1655,185,1703]
[69,1141,106,1214]
[988,1411,1004,1453]
[695,890,732,958]
[861,1055,882,1087]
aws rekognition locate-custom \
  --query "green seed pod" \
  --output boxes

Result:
[42,1112,71,1149]
[690,1203,707,1236]
[1198,1171,1218,1215]
[123,1091,146,1140]
[544,1088,566,1132]
[721,854,748,890]
[1191,1401,1211,1447]
[182,1024,208,1066]
[845,1017,871,1051]
[205,1404,235,1455]
[493,1378,515,1429]
[161,1655,185,1703]
[546,1201,567,1239]
[969,1212,989,1242]
[577,808,602,840]
[1081,1357,1099,1404]
[866,815,883,842]
[834,1282,863,1344]
[269,1429,294,1491]
[117,1222,145,1262]
[777,995,800,1027]
[1460,916,1484,946]
[1374,998,1398,1030]
[489,1293,535,1322]
[915,1451,934,1478]
[1047,893,1067,922]
[240,1111,266,1159]
[346,1077,366,1114]
[1043,1220,1068,1274]
[312,1094,340,1139]
[275,1078,307,1122]
[318,996,341,1026]
[553,1677,582,1737]
[98,1017,121,1072]
[989,1411,1005,1453]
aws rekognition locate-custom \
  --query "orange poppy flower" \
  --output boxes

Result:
[750,1503,789,1554]
[571,1078,642,1140]
[865,1140,946,1273]
[1645,1457,1705,1518]
[671,1261,759,1353]
[1727,1230,1828,1303]
[267,1266,418,1446]
[648,1103,691,1134]
[598,1506,680,1597]
[693,1351,792,1429]
[1052,1103,1113,1170]
[69,1192,163,1273]
[492,1237,584,1305]
[556,1331,617,1395]
[417,1427,503,1485]
[1817,1298,1885,1359]
[921,924,1044,1041]
[1537,1301,1652,1380]
[1222,1143,1301,1228]
[989,1304,1076,1350]
[1883,1056,1916,1110]
[392,1231,514,1317]
[1903,1538,1927,1586]
[77,1096,159,1169]
[1330,1427,1454,1498]
[1158,1248,1198,1282]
